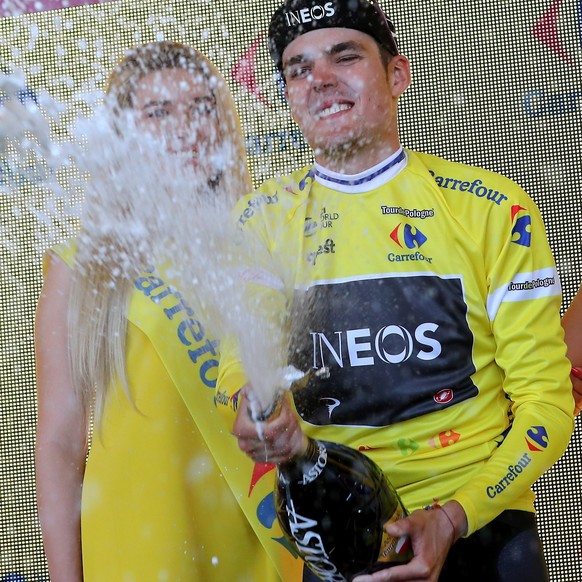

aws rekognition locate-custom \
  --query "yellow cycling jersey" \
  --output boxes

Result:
[217,148,574,537]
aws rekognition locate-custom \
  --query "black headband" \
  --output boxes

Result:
[268,0,399,73]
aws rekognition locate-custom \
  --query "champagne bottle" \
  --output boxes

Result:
[274,437,412,581]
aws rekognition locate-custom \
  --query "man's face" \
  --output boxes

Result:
[282,27,407,162]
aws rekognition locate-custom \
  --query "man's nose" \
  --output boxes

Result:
[311,62,337,91]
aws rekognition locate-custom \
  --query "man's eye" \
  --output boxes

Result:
[287,66,310,80]
[337,54,360,64]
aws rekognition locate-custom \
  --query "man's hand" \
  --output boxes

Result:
[353,501,467,582]
[233,388,308,464]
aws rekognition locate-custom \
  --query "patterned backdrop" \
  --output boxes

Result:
[0,1,580,580]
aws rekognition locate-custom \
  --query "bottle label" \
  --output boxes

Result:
[286,497,347,582]
[376,503,412,563]
[301,441,328,485]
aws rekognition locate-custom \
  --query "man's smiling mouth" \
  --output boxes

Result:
[316,102,353,119]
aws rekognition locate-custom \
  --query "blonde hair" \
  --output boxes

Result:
[69,41,250,424]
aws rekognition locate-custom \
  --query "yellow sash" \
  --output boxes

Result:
[130,265,301,581]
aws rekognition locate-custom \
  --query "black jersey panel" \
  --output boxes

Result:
[288,275,477,427]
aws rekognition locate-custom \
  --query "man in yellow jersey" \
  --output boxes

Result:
[217,1,575,580]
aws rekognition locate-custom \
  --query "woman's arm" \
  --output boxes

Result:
[562,284,582,415]
[35,252,87,582]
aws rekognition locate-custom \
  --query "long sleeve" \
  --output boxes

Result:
[451,188,574,534]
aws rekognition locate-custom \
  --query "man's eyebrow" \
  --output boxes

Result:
[284,54,307,69]
[284,40,366,68]
[327,40,366,56]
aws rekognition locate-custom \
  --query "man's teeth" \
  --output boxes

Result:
[318,103,352,118]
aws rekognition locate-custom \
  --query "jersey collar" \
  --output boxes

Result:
[313,147,407,193]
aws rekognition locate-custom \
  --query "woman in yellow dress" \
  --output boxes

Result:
[34,41,282,582]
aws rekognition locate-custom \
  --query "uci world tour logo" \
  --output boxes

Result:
[532,0,582,67]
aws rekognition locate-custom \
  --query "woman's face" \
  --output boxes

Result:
[132,67,219,171]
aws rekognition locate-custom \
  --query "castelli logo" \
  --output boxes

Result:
[284,2,335,27]
[434,389,453,404]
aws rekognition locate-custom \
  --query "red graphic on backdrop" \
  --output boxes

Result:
[231,34,271,107]
[0,0,111,18]
[532,0,579,67]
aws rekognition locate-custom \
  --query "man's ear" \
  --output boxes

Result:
[389,55,411,98]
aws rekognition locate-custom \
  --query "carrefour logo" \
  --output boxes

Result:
[237,192,279,226]
[510,205,531,248]
[525,425,549,452]
[486,453,532,498]
[390,223,427,249]
[523,88,582,117]
[389,223,433,263]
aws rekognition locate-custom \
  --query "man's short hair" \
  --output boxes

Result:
[268,0,399,72]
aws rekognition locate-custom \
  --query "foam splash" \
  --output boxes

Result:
[2,69,293,416]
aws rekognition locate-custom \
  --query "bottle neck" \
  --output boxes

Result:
[279,438,327,484]
[248,395,282,422]
[247,368,330,422]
